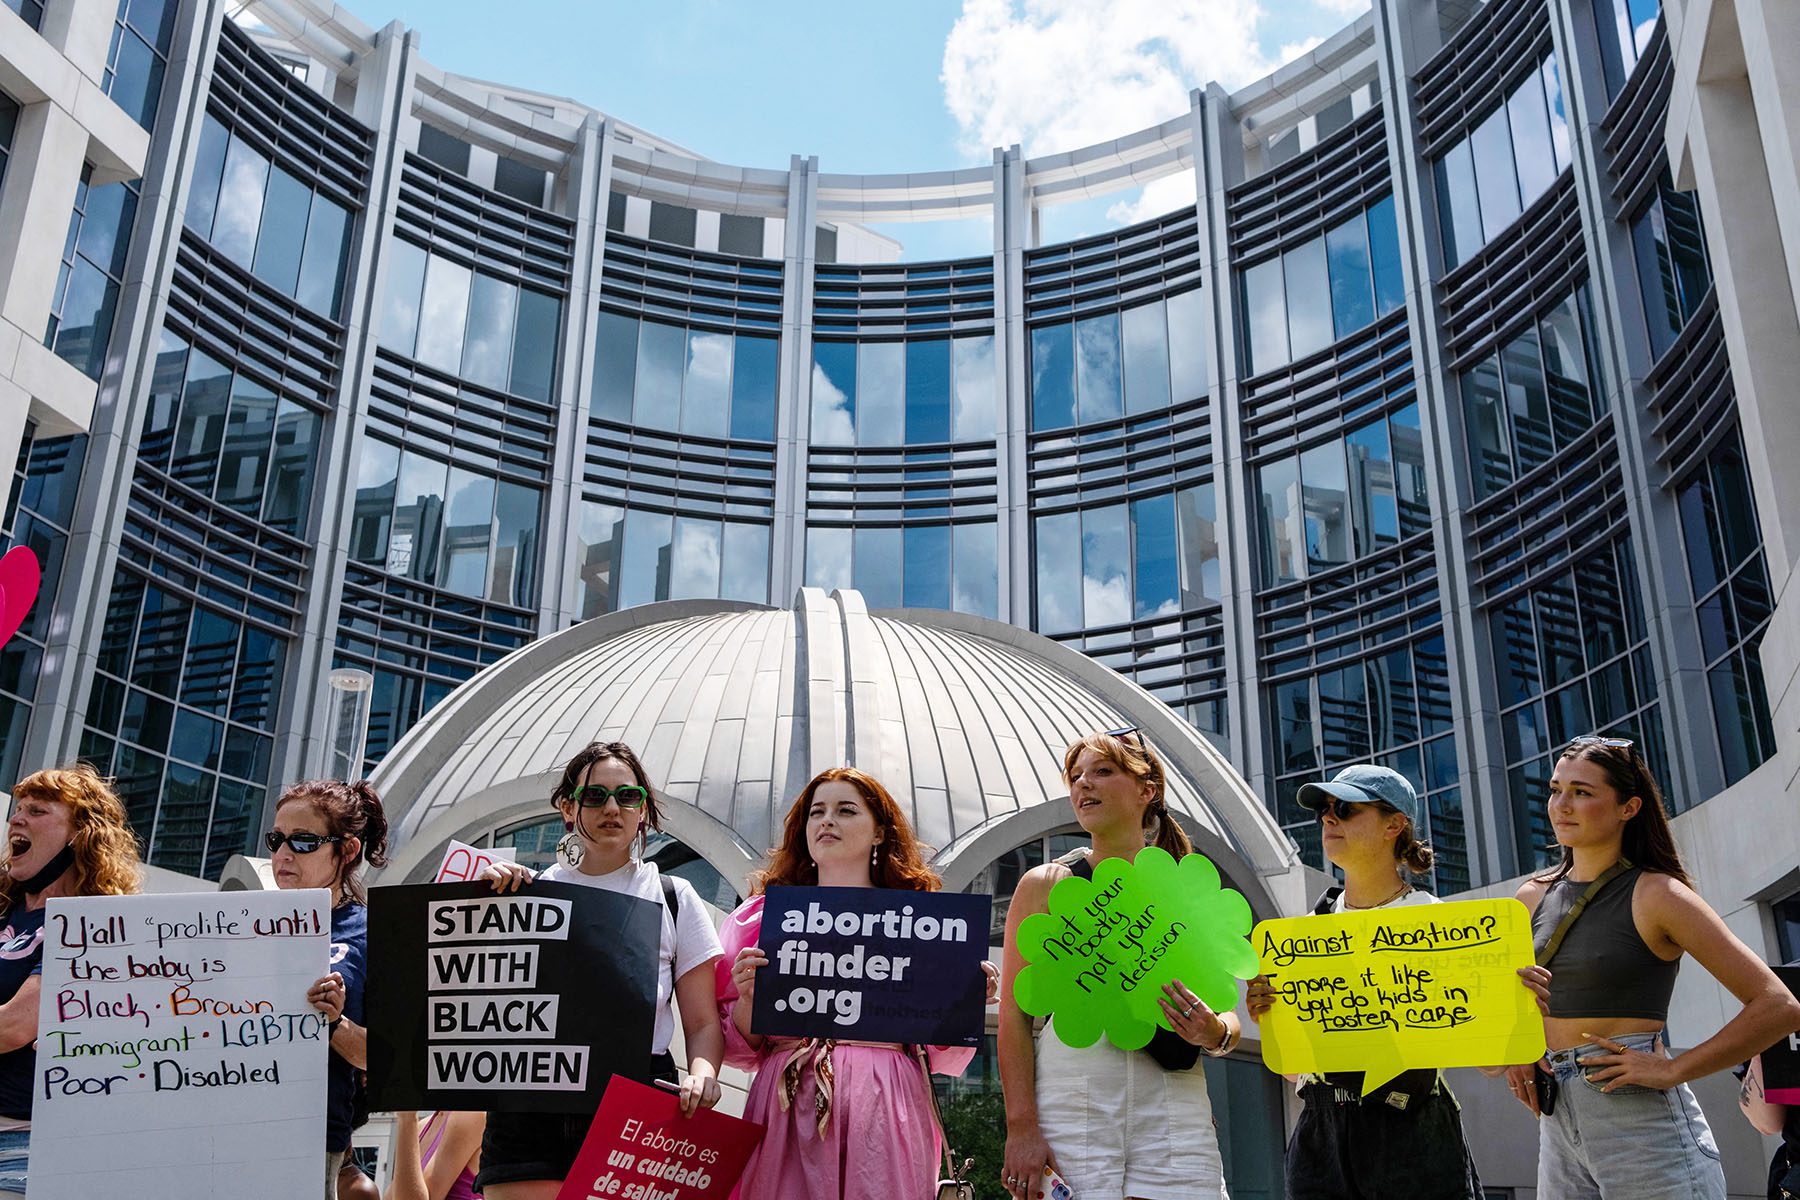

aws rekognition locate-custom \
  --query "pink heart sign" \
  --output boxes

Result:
[0,546,41,647]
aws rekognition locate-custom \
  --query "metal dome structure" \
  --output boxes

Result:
[372,587,1304,917]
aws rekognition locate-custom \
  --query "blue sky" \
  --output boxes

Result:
[370,0,1371,258]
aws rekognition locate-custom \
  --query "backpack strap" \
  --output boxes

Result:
[660,873,681,924]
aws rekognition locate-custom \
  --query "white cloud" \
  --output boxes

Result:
[1106,173,1198,227]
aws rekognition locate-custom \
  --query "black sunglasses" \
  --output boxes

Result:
[571,784,649,810]
[1315,798,1392,822]
[1102,725,1142,741]
[1567,735,1634,750]
[264,831,344,855]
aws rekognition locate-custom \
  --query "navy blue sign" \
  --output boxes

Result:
[1763,966,1800,1097]
[751,886,991,1045]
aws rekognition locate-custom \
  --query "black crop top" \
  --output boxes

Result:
[1531,867,1680,1021]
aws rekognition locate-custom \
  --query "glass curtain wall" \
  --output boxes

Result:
[1238,197,1403,377]
[1434,59,1571,270]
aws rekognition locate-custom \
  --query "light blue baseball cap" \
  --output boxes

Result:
[1296,764,1421,827]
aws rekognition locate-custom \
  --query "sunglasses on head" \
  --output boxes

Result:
[264,831,344,855]
[571,784,649,810]
[1567,735,1634,750]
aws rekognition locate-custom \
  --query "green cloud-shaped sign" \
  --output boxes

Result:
[1014,848,1259,1051]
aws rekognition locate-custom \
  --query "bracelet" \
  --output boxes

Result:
[1203,1018,1236,1057]
[329,1017,344,1033]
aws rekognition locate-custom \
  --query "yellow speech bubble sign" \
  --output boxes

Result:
[1253,897,1546,1093]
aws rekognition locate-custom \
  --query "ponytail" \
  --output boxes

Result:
[1148,798,1192,860]
[275,778,389,903]
[1394,819,1435,877]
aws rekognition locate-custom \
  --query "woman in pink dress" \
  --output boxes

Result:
[716,767,997,1200]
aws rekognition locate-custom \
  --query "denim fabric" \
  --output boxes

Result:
[0,1127,25,1194]
[1285,1080,1480,1200]
[1537,1032,1725,1200]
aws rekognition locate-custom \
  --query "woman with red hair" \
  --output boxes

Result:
[717,767,997,1200]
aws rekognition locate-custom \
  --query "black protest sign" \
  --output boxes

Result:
[751,886,991,1045]
[1763,966,1800,1101]
[367,880,659,1112]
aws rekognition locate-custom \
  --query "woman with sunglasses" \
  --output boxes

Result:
[0,765,141,1199]
[715,766,998,1200]
[999,729,1234,1200]
[267,778,390,1200]
[1502,736,1800,1198]
[477,741,724,1200]
[1244,764,1548,1199]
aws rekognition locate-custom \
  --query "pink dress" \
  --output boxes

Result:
[716,894,978,1200]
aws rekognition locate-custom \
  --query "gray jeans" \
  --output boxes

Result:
[1536,1033,1725,1200]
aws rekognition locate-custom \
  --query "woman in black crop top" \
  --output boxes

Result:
[1504,737,1800,1199]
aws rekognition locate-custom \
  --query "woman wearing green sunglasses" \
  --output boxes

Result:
[476,741,725,1200]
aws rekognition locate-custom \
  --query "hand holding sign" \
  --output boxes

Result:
[1254,897,1546,1092]
[1013,848,1259,1052]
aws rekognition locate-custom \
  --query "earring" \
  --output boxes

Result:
[556,820,584,869]
[871,843,880,867]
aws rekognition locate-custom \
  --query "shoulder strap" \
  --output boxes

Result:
[1311,886,1343,916]
[1054,848,1093,880]
[1535,858,1632,968]
[660,874,680,923]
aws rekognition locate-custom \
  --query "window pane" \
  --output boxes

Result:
[251,166,310,296]
[1325,215,1375,340]
[77,180,137,277]
[414,254,472,374]
[1435,141,1482,269]
[1176,483,1219,606]
[1120,302,1171,414]
[905,339,952,444]
[509,289,560,403]
[903,524,951,609]
[576,500,624,617]
[211,134,268,267]
[349,437,400,564]
[634,320,685,430]
[669,516,723,599]
[461,272,517,391]
[1539,294,1594,445]
[1082,503,1131,628]
[440,468,496,598]
[731,335,779,441]
[619,509,674,608]
[592,311,638,423]
[1131,492,1178,620]
[1366,195,1405,316]
[1242,257,1287,375]
[811,342,857,445]
[391,452,449,584]
[295,194,350,319]
[1501,326,1553,475]
[215,374,276,515]
[1471,107,1522,241]
[853,526,902,608]
[1463,355,1512,499]
[951,335,996,441]
[140,333,187,470]
[186,114,230,239]
[1299,439,1350,568]
[805,525,852,592]
[1508,68,1558,206]
[261,400,318,535]
[179,608,236,714]
[1273,678,1316,774]
[1663,187,1711,322]
[718,214,763,257]
[49,261,118,379]
[378,239,428,356]
[1030,323,1075,430]
[490,481,539,607]
[682,331,733,438]
[952,521,997,619]
[1033,511,1081,634]
[1164,289,1209,399]
[1346,417,1397,557]
[648,202,697,246]
[172,348,231,492]
[720,521,770,603]
[1283,238,1334,362]
[1542,58,1571,171]
[1074,313,1122,425]
[857,342,904,445]
[1258,455,1302,584]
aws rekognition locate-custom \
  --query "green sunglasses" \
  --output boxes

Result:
[571,783,649,810]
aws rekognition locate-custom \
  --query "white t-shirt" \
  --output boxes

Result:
[539,859,723,1054]
[1328,886,1440,914]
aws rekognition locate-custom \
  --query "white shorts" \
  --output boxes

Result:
[1034,1017,1226,1199]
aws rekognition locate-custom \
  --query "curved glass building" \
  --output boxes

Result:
[4,0,1799,1186]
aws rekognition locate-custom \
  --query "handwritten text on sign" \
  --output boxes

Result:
[1254,897,1546,1091]
[368,880,659,1112]
[751,887,991,1045]
[434,840,517,884]
[556,1076,764,1200]
[1013,848,1259,1052]
[30,890,332,1200]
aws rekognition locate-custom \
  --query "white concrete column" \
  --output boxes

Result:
[0,102,86,336]
[35,0,119,88]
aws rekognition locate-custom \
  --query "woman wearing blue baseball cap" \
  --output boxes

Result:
[1246,763,1550,1200]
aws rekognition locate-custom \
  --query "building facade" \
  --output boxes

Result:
[3,0,1799,1189]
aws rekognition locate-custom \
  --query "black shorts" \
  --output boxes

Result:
[1287,1077,1480,1200]
[475,1053,677,1189]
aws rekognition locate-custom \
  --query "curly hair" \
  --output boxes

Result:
[1061,730,1192,860]
[751,767,940,894]
[1,764,141,909]
[274,779,390,904]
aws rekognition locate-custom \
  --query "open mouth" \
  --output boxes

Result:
[8,835,29,858]
[1077,798,1101,811]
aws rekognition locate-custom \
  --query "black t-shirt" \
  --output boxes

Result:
[0,904,47,1121]
[326,902,368,1153]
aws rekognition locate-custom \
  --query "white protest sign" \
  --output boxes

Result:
[31,889,332,1200]
[434,840,517,884]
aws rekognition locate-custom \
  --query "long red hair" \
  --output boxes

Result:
[751,767,939,894]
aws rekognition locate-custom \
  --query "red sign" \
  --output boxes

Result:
[555,1076,764,1200]
[0,546,41,647]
